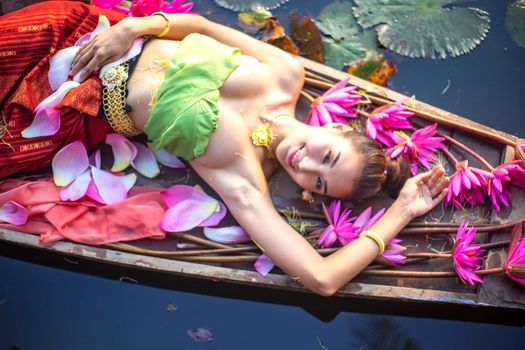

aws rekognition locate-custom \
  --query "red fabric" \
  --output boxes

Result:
[0,1,126,179]
[0,179,167,245]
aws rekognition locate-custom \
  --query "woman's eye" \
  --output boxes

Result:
[323,151,331,164]
[316,176,322,189]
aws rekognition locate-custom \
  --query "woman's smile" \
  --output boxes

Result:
[287,144,305,170]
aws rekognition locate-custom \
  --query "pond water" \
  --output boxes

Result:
[1,0,525,349]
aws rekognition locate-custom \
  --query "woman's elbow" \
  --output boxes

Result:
[303,265,344,297]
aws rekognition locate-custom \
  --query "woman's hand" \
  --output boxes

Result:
[70,17,140,81]
[395,165,450,219]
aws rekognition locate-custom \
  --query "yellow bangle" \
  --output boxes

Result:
[151,11,170,38]
[360,230,385,255]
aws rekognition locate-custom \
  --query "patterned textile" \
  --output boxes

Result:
[0,1,126,179]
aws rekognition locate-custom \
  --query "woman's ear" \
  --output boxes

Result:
[323,122,353,132]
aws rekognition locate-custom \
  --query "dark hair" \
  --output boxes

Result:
[345,131,410,200]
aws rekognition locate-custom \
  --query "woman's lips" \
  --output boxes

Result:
[287,145,304,170]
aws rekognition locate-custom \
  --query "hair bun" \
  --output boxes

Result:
[383,156,410,197]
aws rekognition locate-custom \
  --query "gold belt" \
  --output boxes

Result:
[101,62,142,137]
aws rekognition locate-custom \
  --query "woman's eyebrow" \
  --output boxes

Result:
[330,151,341,168]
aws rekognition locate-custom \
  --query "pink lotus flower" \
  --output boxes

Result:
[504,223,525,287]
[386,123,445,175]
[93,0,194,17]
[445,160,492,209]
[317,201,385,248]
[381,238,406,265]
[366,101,414,147]
[305,78,361,126]
[452,221,484,285]
[488,161,525,211]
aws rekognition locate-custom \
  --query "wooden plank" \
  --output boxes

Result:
[0,228,502,309]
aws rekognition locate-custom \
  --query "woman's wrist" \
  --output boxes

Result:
[389,199,415,223]
[120,15,166,38]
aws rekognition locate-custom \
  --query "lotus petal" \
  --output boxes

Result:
[122,173,137,192]
[0,201,29,225]
[198,202,227,227]
[52,140,89,187]
[48,46,80,91]
[34,80,80,110]
[91,15,111,38]
[74,33,92,47]
[85,179,106,204]
[161,185,217,208]
[21,107,61,138]
[160,198,219,232]
[59,169,92,201]
[106,133,137,172]
[254,254,274,276]
[89,149,101,168]
[150,145,186,168]
[99,38,144,77]
[90,167,131,205]
[131,142,160,178]
[203,225,251,244]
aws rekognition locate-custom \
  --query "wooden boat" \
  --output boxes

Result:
[1,56,524,320]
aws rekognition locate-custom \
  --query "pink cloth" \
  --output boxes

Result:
[0,179,167,245]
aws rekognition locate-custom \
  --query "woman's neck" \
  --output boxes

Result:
[268,113,298,155]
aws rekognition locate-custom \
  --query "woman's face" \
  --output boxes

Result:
[275,125,364,199]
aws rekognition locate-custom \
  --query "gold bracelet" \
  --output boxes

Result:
[360,230,385,255]
[151,11,170,38]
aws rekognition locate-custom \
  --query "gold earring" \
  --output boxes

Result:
[301,190,314,203]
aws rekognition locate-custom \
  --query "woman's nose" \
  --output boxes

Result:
[298,156,317,172]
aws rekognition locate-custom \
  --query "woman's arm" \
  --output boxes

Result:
[204,163,448,296]
[70,13,302,82]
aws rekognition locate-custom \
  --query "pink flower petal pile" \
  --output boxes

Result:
[366,101,414,147]
[386,123,445,175]
[305,78,361,127]
[488,161,525,211]
[445,160,493,209]
[452,221,485,285]
[504,223,525,287]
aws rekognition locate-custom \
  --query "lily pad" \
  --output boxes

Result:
[506,0,525,48]
[214,0,289,12]
[316,1,377,69]
[353,0,491,59]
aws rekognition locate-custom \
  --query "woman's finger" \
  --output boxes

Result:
[429,176,450,198]
[426,166,445,187]
[71,40,95,73]
[71,46,95,77]
[431,188,448,206]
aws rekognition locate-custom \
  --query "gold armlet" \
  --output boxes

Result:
[151,12,170,38]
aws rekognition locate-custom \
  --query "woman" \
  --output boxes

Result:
[1,1,449,296]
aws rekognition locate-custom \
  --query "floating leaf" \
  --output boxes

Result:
[506,0,525,48]
[214,0,288,12]
[290,11,324,62]
[238,8,272,33]
[316,1,377,69]
[186,328,214,342]
[346,50,397,85]
[353,0,491,59]
[261,18,300,55]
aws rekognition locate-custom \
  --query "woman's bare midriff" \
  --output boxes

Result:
[126,37,274,132]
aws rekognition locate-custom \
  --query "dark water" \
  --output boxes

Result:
[1,0,525,348]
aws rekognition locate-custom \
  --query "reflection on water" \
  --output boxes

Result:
[350,318,421,350]
[1,0,525,349]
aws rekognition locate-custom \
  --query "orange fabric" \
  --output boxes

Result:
[0,179,167,245]
[0,1,126,179]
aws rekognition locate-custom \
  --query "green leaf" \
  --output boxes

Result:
[506,0,525,48]
[353,0,491,59]
[316,1,378,69]
[214,0,289,12]
[238,8,272,33]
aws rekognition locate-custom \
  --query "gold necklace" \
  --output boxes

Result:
[250,114,291,159]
